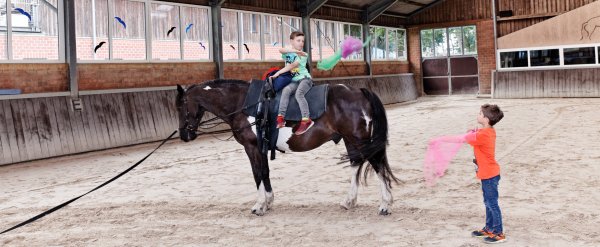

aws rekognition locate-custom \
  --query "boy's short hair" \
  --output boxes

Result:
[290,31,304,40]
[481,104,504,126]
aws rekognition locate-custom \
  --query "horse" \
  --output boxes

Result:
[175,79,399,216]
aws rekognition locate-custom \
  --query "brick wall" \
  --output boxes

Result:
[407,27,423,95]
[407,19,496,95]
[0,35,60,60]
[476,20,495,94]
[372,61,410,75]
[78,63,216,90]
[0,64,68,93]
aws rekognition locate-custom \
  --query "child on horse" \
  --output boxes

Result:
[269,31,314,135]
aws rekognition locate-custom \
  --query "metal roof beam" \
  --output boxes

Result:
[363,0,398,23]
[400,0,426,7]
[301,0,328,17]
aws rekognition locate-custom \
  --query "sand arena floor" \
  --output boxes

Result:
[1,96,599,246]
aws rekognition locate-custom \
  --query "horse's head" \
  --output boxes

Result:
[176,84,205,142]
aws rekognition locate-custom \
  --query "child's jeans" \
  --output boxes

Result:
[278,77,313,119]
[482,175,503,234]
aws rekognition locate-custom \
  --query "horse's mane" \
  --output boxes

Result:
[186,79,249,91]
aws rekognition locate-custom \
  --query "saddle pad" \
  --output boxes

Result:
[243,79,328,121]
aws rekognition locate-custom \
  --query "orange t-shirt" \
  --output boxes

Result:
[466,128,500,179]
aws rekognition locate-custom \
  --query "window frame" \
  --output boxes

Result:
[370,24,407,61]
[0,0,66,63]
[78,0,212,64]
[420,25,477,59]
[222,8,301,62]
[497,43,600,71]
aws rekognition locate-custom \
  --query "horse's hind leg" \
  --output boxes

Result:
[369,154,394,216]
[340,139,363,210]
[340,165,360,210]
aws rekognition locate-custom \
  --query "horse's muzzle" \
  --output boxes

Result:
[179,129,197,142]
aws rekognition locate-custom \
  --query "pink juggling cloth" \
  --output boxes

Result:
[424,131,477,186]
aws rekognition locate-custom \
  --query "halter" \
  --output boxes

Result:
[179,93,261,137]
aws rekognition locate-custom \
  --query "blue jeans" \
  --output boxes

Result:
[482,175,503,234]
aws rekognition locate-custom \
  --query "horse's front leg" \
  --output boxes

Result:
[243,144,273,216]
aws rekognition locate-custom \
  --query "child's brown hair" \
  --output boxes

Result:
[290,31,304,40]
[481,104,504,126]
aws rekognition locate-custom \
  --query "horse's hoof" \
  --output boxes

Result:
[340,198,356,210]
[251,209,265,216]
[378,209,390,216]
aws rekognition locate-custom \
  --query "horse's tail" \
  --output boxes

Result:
[352,88,400,189]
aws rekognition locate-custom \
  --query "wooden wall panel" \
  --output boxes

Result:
[497,0,597,37]
[0,75,416,165]
[410,0,492,25]
[493,68,600,98]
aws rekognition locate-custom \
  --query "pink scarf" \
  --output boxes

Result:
[424,131,477,186]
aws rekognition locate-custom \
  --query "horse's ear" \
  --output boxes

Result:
[177,84,184,95]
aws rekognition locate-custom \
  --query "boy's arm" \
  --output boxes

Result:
[430,134,468,144]
[271,61,300,77]
[465,131,484,146]
[278,48,307,56]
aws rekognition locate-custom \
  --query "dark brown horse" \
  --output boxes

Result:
[176,79,399,215]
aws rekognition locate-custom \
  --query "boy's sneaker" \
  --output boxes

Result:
[471,228,493,238]
[483,233,506,244]
[294,118,314,135]
[276,115,285,128]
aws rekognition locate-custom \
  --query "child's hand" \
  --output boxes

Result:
[296,50,307,57]
[269,74,279,80]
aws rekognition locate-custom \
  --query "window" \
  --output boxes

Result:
[76,0,209,62]
[463,26,477,55]
[530,49,559,67]
[341,23,362,59]
[310,20,321,61]
[151,3,180,60]
[182,6,209,60]
[499,51,528,68]
[420,29,434,57]
[499,45,600,70]
[564,47,596,65]
[448,27,462,56]
[111,0,146,60]
[221,10,300,61]
[221,10,238,60]
[10,0,60,60]
[421,26,477,58]
[370,26,406,60]
[387,29,398,59]
[281,16,301,44]
[240,13,261,60]
[0,0,6,60]
[263,15,282,60]
[76,0,109,60]
[433,28,447,57]
[371,26,385,60]
[397,29,406,59]
[318,21,336,60]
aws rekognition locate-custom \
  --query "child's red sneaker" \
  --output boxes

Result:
[483,233,506,244]
[276,115,285,128]
[471,228,493,238]
[294,118,313,135]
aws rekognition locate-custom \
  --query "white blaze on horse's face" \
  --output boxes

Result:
[203,86,212,90]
